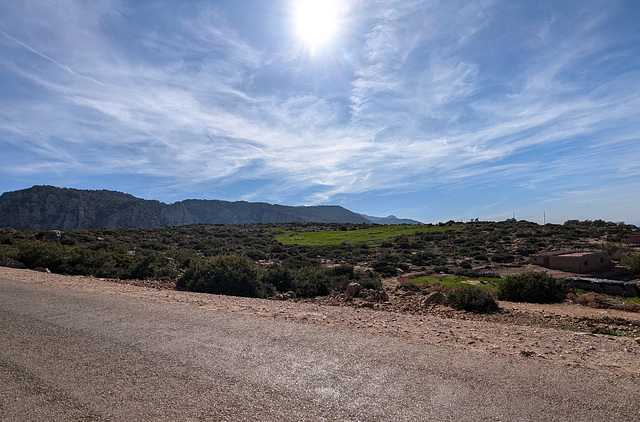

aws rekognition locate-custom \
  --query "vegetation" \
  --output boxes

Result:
[445,288,500,313]
[622,253,640,275]
[498,272,570,303]
[408,274,502,292]
[177,254,266,297]
[0,219,637,301]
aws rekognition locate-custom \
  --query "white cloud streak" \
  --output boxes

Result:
[0,0,638,222]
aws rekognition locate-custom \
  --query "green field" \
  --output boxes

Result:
[274,224,465,246]
[408,274,503,291]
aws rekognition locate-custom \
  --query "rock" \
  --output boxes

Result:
[635,338,640,345]
[345,282,363,298]
[32,267,51,273]
[368,290,389,302]
[45,230,63,241]
[276,291,296,300]
[0,258,25,268]
[422,292,446,306]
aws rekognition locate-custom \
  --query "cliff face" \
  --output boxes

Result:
[0,186,379,230]
[0,186,168,230]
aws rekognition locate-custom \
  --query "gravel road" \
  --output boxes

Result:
[1,268,639,421]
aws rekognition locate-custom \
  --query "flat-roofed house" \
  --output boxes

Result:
[530,250,610,273]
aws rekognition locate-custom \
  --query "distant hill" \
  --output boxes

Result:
[362,214,422,225]
[0,186,421,230]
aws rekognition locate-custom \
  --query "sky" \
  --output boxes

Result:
[1,0,639,225]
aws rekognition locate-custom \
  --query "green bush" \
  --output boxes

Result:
[445,287,499,313]
[176,254,266,298]
[291,266,331,298]
[622,253,640,275]
[498,271,568,303]
[261,263,295,292]
[490,252,515,263]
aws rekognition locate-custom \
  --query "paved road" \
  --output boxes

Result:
[1,275,639,421]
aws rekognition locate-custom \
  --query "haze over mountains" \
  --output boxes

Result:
[0,186,421,230]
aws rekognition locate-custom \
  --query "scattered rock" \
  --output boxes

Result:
[422,292,446,306]
[345,283,363,298]
[0,258,25,269]
[368,289,389,302]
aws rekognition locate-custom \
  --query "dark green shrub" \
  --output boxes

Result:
[411,251,436,266]
[177,254,265,298]
[261,263,295,292]
[497,272,568,303]
[15,241,66,270]
[354,269,382,290]
[446,287,499,313]
[472,252,489,261]
[459,261,472,269]
[291,266,330,297]
[490,253,515,263]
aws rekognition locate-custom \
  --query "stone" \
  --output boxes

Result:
[422,292,446,306]
[0,258,25,269]
[368,290,389,302]
[45,230,63,241]
[345,282,363,298]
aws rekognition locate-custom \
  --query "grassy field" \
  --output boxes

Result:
[274,223,465,246]
[407,274,503,292]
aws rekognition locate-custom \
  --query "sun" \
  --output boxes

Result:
[294,0,341,51]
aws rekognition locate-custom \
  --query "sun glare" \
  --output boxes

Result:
[294,0,341,51]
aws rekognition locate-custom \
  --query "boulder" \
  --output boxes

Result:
[45,230,63,241]
[0,258,25,268]
[345,282,363,298]
[422,292,446,306]
[368,290,389,302]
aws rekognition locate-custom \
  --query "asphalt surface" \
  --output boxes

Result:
[1,274,639,421]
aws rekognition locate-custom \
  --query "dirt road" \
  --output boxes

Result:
[1,268,639,421]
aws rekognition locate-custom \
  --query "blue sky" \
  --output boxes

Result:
[1,0,639,225]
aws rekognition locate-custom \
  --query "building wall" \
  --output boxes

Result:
[531,251,610,273]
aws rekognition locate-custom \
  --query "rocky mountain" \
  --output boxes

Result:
[362,214,423,225]
[0,186,421,230]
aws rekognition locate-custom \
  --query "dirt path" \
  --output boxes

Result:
[3,267,640,421]
[2,266,640,378]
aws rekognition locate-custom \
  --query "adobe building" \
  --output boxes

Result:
[530,250,611,273]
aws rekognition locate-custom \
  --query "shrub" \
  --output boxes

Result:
[498,272,568,303]
[490,252,515,263]
[261,263,295,293]
[291,266,331,298]
[445,287,499,313]
[354,269,382,290]
[622,253,640,275]
[177,254,266,298]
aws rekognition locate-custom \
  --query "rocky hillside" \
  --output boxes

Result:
[0,186,420,230]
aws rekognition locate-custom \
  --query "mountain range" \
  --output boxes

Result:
[0,186,421,230]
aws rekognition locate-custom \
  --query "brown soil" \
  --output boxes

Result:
[3,266,640,378]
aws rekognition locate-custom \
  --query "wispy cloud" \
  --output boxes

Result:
[0,0,638,222]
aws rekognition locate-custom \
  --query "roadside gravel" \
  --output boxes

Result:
[2,266,639,378]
